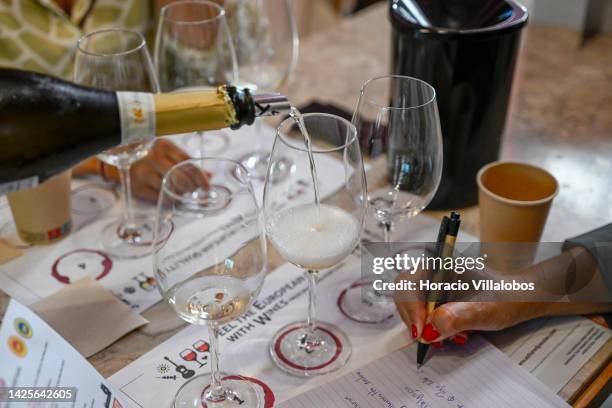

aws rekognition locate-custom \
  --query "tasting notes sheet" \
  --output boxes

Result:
[279,336,569,408]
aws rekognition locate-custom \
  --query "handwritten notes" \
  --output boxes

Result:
[279,336,569,408]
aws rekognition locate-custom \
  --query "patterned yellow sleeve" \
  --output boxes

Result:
[83,0,151,36]
[0,0,151,80]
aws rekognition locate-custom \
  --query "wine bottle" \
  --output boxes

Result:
[0,68,290,194]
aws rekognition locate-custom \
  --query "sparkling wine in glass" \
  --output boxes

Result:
[155,0,238,159]
[340,75,443,324]
[228,0,299,181]
[154,158,267,407]
[74,28,166,259]
[263,113,367,376]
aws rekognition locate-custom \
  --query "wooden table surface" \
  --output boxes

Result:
[1,2,611,405]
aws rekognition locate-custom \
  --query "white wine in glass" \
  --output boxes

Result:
[154,158,267,407]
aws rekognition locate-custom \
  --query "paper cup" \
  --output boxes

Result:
[477,162,558,243]
[7,171,72,245]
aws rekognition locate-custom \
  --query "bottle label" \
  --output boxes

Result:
[116,92,156,145]
[0,176,39,196]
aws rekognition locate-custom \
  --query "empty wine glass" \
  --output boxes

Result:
[74,28,162,259]
[155,0,237,158]
[154,158,267,407]
[228,0,299,181]
[263,113,366,376]
[339,75,443,324]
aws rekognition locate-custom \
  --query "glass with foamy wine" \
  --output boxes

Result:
[153,158,267,407]
[263,112,367,377]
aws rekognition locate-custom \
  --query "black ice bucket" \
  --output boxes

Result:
[390,0,528,209]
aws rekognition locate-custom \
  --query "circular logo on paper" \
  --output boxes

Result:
[8,336,27,358]
[201,375,275,408]
[14,318,32,339]
[51,249,113,284]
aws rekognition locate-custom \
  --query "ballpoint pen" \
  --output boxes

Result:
[417,212,461,367]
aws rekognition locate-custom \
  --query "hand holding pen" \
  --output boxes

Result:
[393,212,468,366]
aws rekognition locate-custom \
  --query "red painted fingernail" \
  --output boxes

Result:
[411,324,418,339]
[422,324,440,342]
[451,335,468,346]
[431,341,443,349]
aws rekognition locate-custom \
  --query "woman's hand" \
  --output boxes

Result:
[73,139,210,201]
[394,295,543,345]
[393,246,610,345]
[129,139,210,201]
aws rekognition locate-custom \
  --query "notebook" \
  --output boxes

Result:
[279,335,569,408]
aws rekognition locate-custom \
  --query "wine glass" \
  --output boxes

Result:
[153,158,267,407]
[228,0,299,181]
[74,28,163,259]
[263,113,366,376]
[155,0,237,159]
[339,75,443,324]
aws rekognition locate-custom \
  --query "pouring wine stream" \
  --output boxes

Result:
[289,107,321,209]
[289,107,322,351]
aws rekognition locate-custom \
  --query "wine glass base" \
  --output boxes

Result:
[270,321,352,377]
[71,183,118,217]
[338,277,399,325]
[178,185,232,214]
[173,373,266,408]
[101,215,172,259]
[236,152,291,184]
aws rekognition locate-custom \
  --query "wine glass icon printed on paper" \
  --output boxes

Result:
[180,347,208,369]
[158,339,211,381]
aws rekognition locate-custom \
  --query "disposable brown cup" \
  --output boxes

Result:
[477,162,558,243]
[7,171,72,245]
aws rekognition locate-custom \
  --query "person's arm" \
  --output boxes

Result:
[395,244,612,344]
[72,157,102,178]
[72,139,211,201]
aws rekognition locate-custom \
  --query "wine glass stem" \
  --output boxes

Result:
[306,269,318,336]
[206,323,225,402]
[382,220,393,243]
[118,163,136,229]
